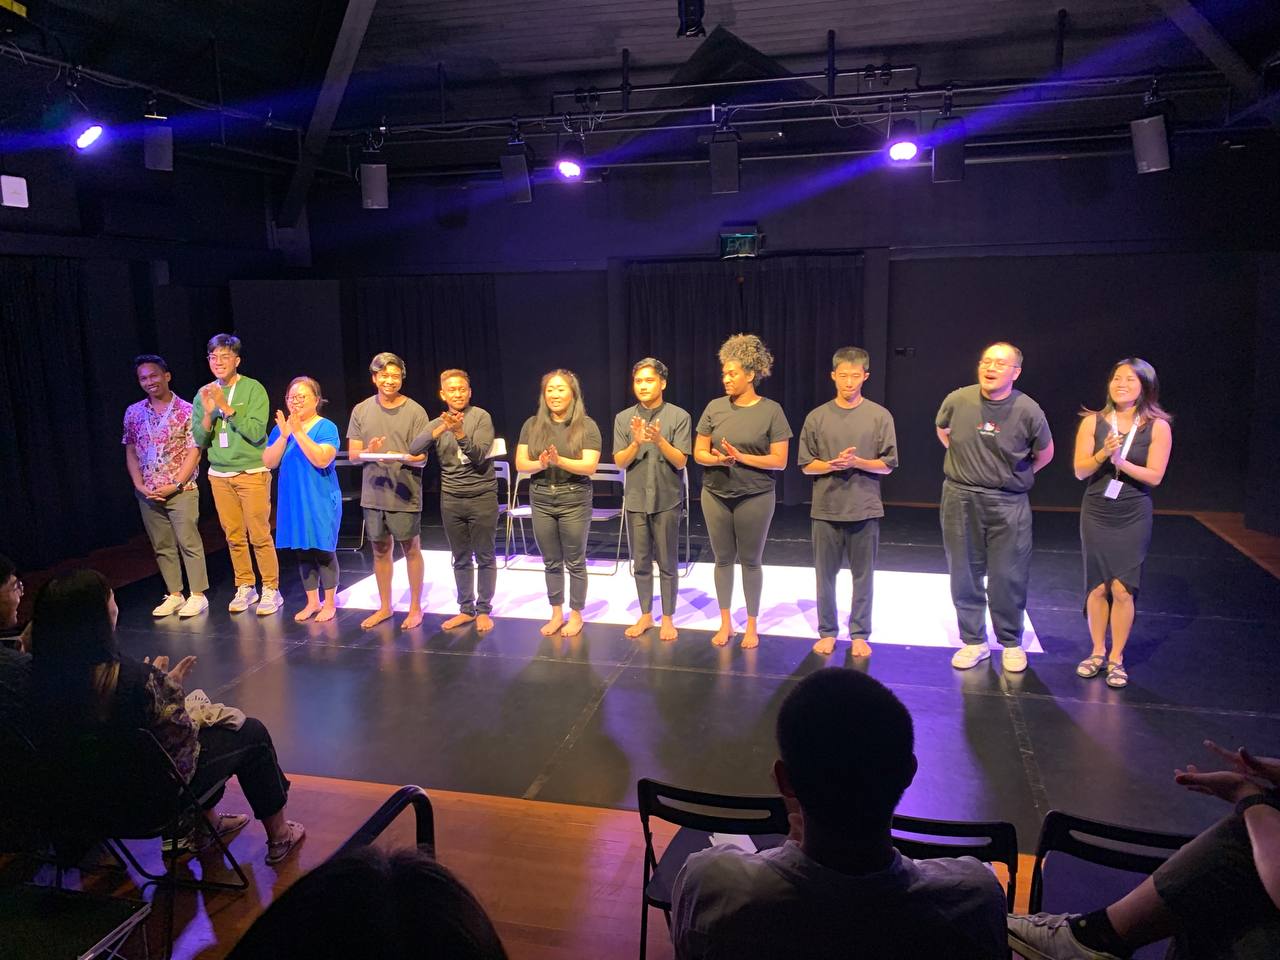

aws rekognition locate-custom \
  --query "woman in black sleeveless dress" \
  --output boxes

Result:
[1072,359,1173,688]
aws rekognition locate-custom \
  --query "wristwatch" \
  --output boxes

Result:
[1235,792,1280,817]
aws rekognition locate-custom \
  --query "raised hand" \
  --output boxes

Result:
[286,410,307,436]
[1174,763,1268,804]
[275,409,292,438]
[1203,740,1280,790]
[199,384,219,416]
[643,419,662,444]
[168,655,198,686]
[365,436,386,454]
[545,444,560,465]
[630,415,647,444]
[719,439,740,465]
[443,409,465,436]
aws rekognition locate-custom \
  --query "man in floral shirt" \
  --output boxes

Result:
[123,354,209,617]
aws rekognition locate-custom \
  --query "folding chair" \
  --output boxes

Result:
[587,464,626,575]
[502,470,538,569]
[0,884,152,960]
[635,778,790,960]
[890,813,1020,909]
[1025,810,1195,960]
[492,458,512,563]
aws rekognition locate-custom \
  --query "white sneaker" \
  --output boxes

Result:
[950,644,992,669]
[152,594,185,617]
[256,587,283,616]
[1002,646,1028,673]
[1007,913,1123,959]
[177,594,209,618]
[228,585,259,613]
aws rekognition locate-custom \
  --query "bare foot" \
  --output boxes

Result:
[740,626,760,649]
[442,613,475,630]
[476,614,495,633]
[361,608,394,630]
[812,636,836,655]
[659,616,678,642]
[315,605,336,623]
[625,614,653,639]
[711,625,733,647]
[562,611,584,637]
[540,615,565,636]
[294,604,321,623]
[850,637,872,658]
[401,609,423,630]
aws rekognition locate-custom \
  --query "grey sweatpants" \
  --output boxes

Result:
[939,480,1032,648]
[700,488,775,617]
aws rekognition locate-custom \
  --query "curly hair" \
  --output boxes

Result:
[718,333,774,382]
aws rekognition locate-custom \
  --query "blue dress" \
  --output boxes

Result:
[269,417,342,551]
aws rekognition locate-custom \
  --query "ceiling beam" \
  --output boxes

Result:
[1148,0,1262,100]
[277,0,378,227]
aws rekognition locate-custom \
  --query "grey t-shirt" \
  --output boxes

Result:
[936,385,1052,494]
[798,398,899,522]
[672,840,1007,960]
[697,396,793,499]
[346,395,432,511]
[519,415,602,488]
[613,401,692,514]
[411,406,497,498]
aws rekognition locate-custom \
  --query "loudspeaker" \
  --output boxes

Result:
[931,117,966,183]
[143,125,173,171]
[500,147,533,204]
[0,174,28,209]
[1130,114,1171,173]
[710,137,739,194]
[360,163,389,209]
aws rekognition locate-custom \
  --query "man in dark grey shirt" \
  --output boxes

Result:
[799,348,898,658]
[614,358,692,642]
[411,369,500,634]
[935,342,1054,673]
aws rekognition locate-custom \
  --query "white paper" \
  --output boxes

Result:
[709,833,758,852]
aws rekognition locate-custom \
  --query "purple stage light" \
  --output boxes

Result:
[886,118,918,164]
[74,123,104,150]
[556,158,583,180]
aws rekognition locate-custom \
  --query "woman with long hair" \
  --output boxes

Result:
[30,569,306,863]
[1072,358,1173,688]
[515,370,602,637]
[263,376,342,623]
[694,334,792,649]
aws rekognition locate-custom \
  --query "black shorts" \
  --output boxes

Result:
[362,507,422,543]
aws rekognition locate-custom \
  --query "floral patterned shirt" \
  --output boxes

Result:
[122,395,198,491]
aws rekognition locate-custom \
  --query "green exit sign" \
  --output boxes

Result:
[719,229,762,259]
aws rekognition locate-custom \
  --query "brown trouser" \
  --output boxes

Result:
[209,472,279,589]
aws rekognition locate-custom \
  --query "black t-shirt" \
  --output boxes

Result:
[935,386,1052,493]
[697,396,793,498]
[519,415,602,487]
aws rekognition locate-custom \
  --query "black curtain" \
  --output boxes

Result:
[0,257,157,568]
[625,254,863,504]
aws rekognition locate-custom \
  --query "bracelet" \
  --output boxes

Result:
[1236,793,1280,817]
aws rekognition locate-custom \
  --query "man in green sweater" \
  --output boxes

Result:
[192,334,281,615]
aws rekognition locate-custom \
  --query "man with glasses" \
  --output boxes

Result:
[192,334,282,616]
[936,342,1054,672]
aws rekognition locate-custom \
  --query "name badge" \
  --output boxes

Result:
[219,431,230,448]
[1104,478,1124,499]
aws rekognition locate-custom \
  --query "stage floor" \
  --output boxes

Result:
[110,505,1280,851]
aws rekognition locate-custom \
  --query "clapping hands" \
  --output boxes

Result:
[539,445,561,468]
[274,409,292,438]
[828,446,858,470]
[1174,739,1280,805]
[144,654,198,686]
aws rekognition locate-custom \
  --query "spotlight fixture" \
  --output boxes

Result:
[555,135,585,181]
[931,92,966,183]
[886,118,918,163]
[500,132,534,204]
[72,121,105,151]
[709,120,740,195]
[677,0,706,38]
[1131,79,1172,174]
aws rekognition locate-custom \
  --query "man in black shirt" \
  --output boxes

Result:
[935,342,1053,672]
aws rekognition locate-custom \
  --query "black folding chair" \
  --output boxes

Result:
[636,778,790,960]
[891,813,1020,909]
[1025,810,1194,960]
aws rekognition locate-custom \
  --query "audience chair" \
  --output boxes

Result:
[890,813,1019,909]
[0,884,152,960]
[502,470,538,570]
[1026,810,1195,960]
[635,778,790,960]
[492,458,512,563]
[587,464,627,576]
[333,784,436,859]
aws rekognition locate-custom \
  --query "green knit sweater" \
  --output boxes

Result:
[191,374,269,472]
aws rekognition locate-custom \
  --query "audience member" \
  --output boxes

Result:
[1008,739,1280,960]
[29,570,305,864]
[0,553,26,649]
[671,667,1007,959]
[227,845,508,959]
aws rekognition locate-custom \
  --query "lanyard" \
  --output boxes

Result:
[218,380,238,433]
[144,396,178,465]
[1108,412,1139,464]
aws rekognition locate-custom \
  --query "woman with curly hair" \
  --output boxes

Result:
[694,334,792,648]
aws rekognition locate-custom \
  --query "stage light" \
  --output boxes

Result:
[931,116,966,183]
[677,0,706,38]
[886,118,918,163]
[1131,80,1172,174]
[500,134,534,203]
[73,122,104,151]
[556,136,585,181]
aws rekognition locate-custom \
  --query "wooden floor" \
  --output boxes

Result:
[17,773,1031,959]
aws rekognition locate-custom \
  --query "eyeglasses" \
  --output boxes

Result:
[979,358,1016,370]
[207,352,237,362]
[285,395,310,403]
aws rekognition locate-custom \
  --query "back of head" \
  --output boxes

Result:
[776,668,915,828]
[29,569,117,735]
[228,846,508,960]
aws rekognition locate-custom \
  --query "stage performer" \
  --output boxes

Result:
[263,377,342,623]
[410,369,499,634]
[123,354,209,618]
[347,353,429,630]
[798,347,898,658]
[694,334,792,650]
[193,334,281,616]
[515,370,602,638]
[936,341,1053,672]
[1072,358,1172,689]
[613,358,692,642]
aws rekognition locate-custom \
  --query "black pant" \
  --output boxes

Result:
[627,507,680,617]
[189,718,290,821]
[700,488,775,617]
[441,492,499,615]
[295,548,339,591]
[939,480,1032,647]
[531,483,592,611]
[812,517,879,639]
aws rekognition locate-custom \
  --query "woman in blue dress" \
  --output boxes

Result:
[264,376,342,622]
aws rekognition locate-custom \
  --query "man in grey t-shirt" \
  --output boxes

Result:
[346,352,430,630]
[935,342,1054,673]
[798,347,898,658]
[613,358,692,642]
